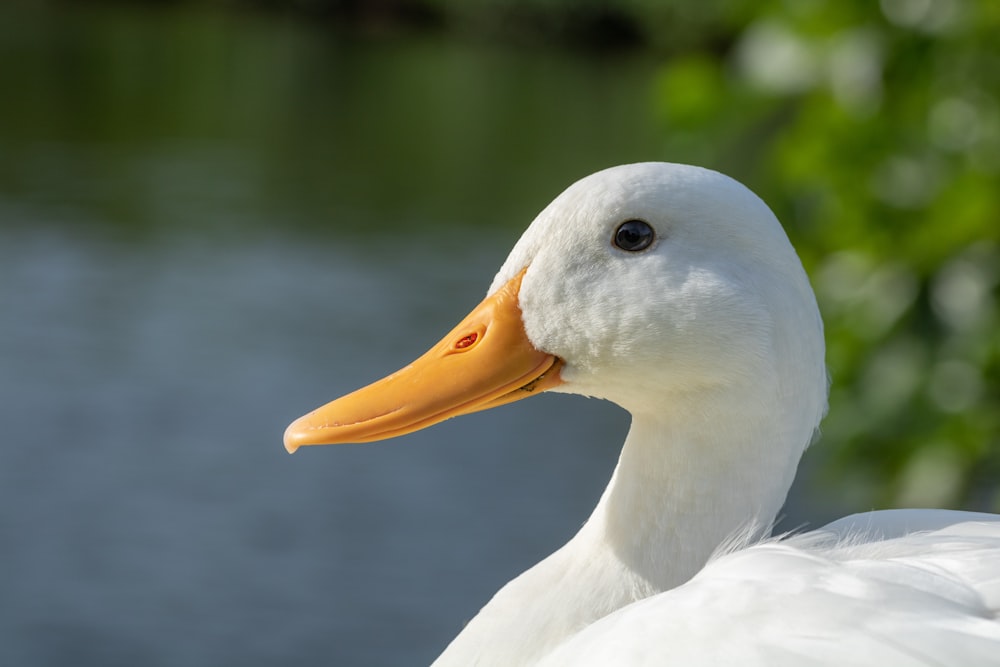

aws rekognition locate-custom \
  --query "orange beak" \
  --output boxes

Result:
[283,267,563,452]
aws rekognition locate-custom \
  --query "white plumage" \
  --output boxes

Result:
[539,515,1000,666]
[285,163,1000,666]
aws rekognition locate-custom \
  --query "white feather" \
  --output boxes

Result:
[540,519,1000,667]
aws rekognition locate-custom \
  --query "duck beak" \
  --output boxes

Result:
[283,267,563,453]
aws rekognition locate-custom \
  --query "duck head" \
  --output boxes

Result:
[284,162,827,454]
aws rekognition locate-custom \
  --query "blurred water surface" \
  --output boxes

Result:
[0,226,637,665]
[0,3,846,665]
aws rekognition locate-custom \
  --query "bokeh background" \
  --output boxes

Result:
[1,0,998,664]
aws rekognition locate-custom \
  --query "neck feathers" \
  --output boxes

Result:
[588,393,806,590]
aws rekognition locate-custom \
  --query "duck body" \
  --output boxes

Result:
[538,513,1000,667]
[284,163,1000,666]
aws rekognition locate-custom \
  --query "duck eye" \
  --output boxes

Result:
[613,219,654,252]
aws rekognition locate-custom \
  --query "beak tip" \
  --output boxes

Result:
[283,420,307,454]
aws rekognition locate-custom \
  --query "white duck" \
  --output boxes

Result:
[284,163,1000,666]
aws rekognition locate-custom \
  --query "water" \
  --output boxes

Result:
[0,227,633,665]
[0,4,844,665]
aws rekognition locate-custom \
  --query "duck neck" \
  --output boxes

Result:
[432,389,811,667]
[582,394,803,590]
